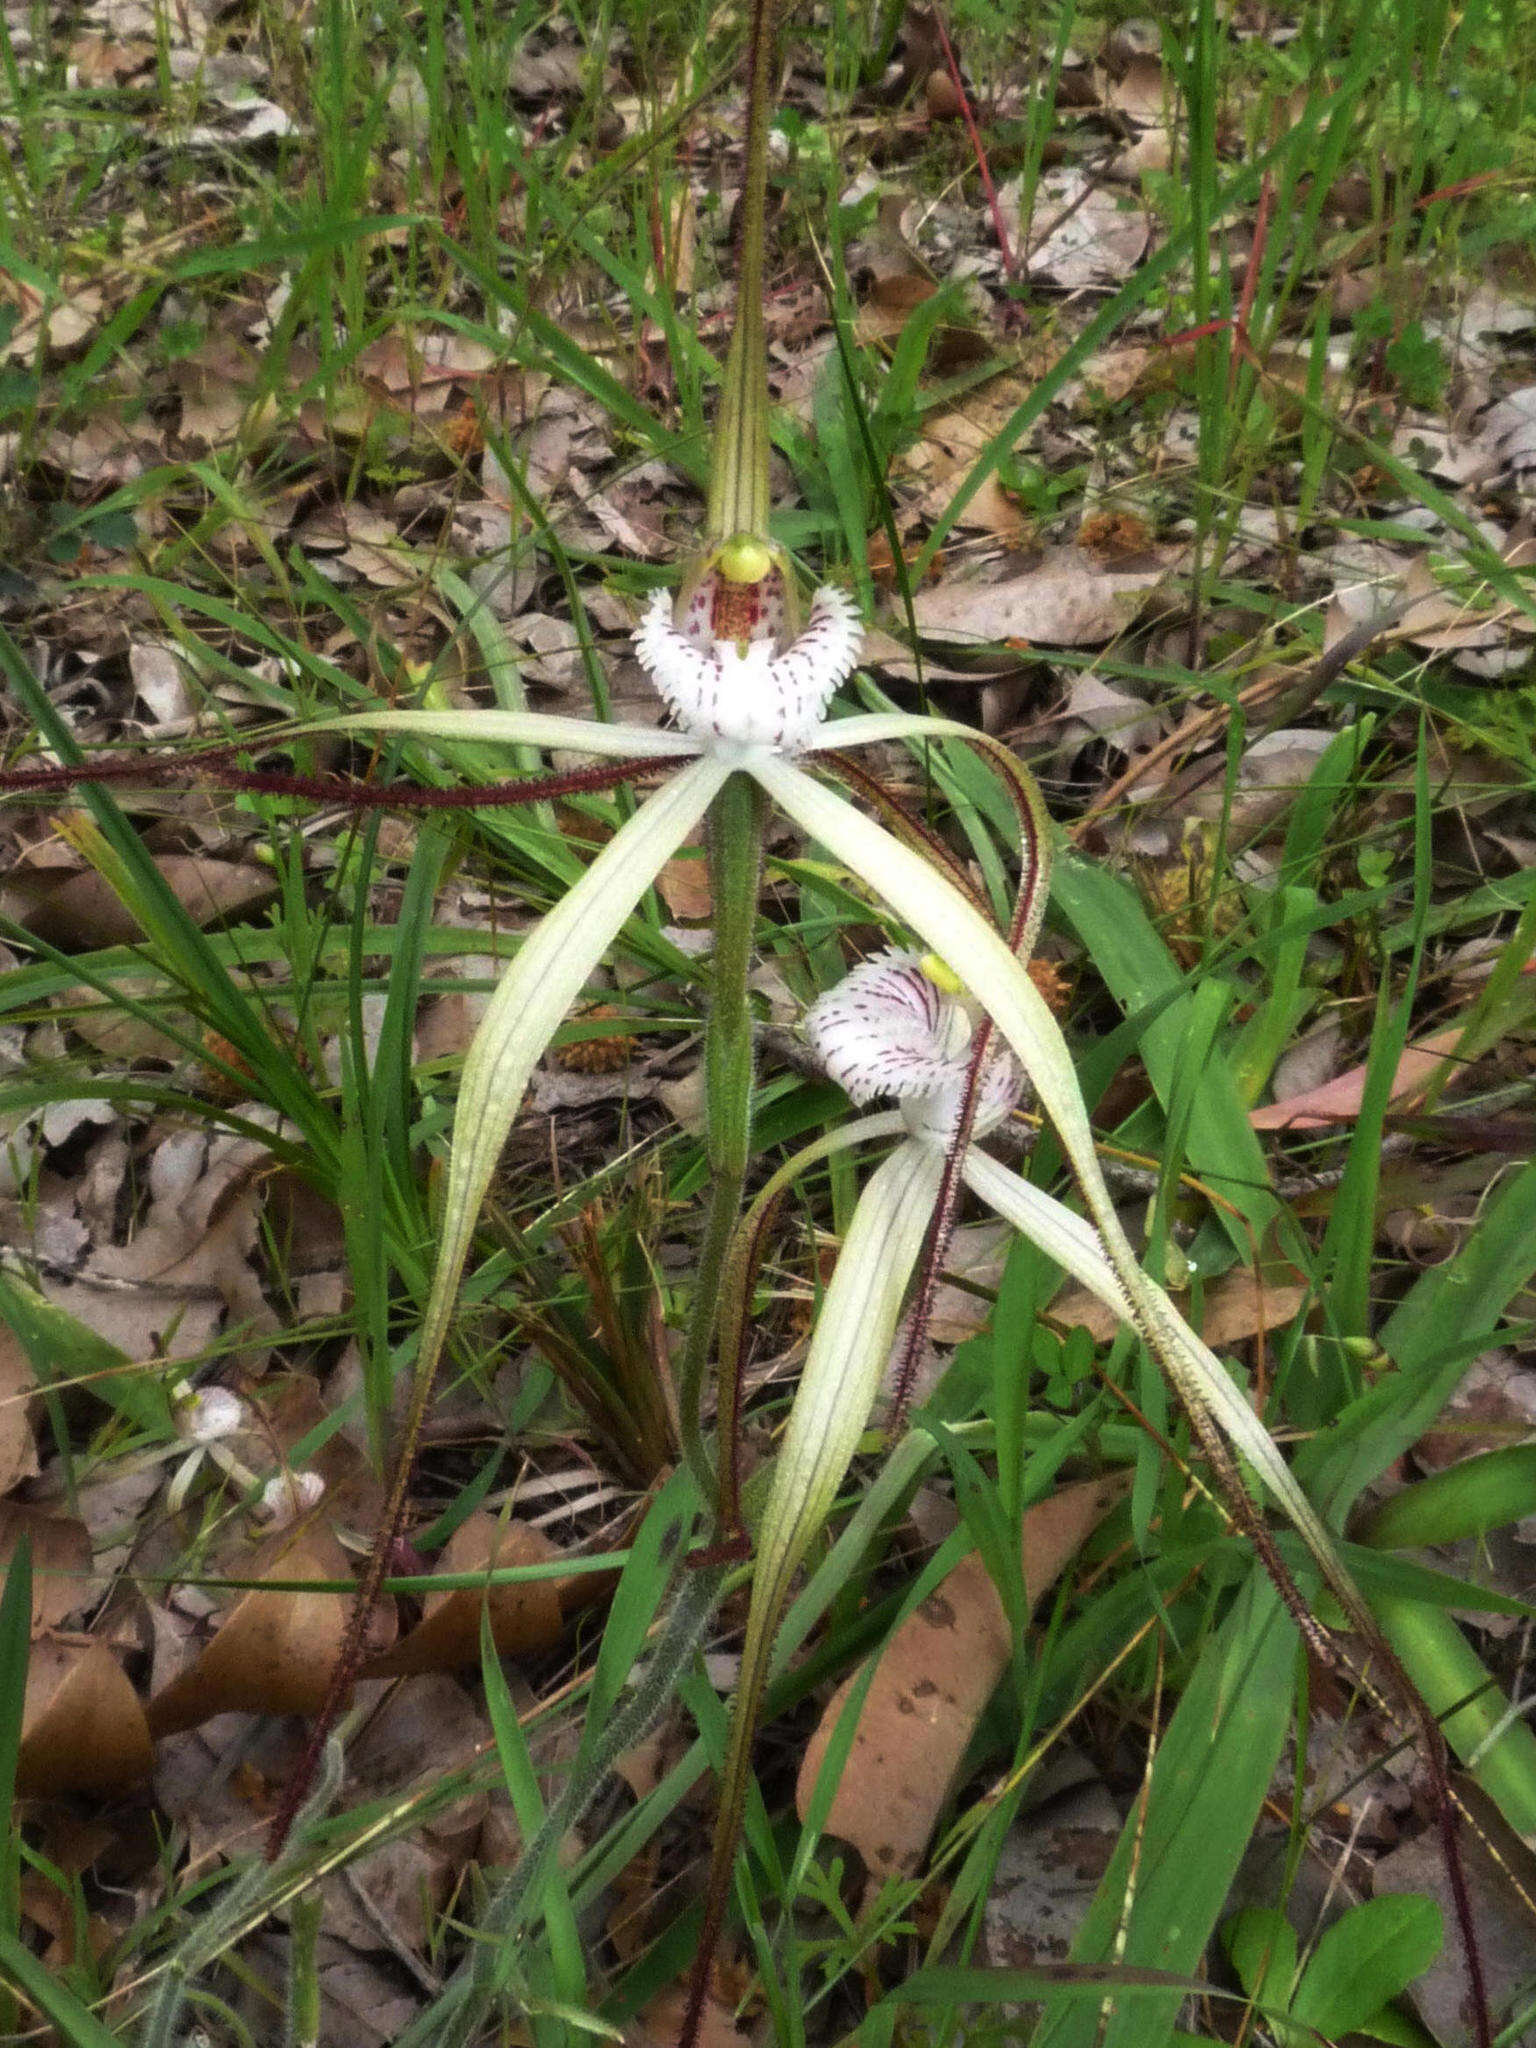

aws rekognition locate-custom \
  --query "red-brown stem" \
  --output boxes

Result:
[0,753,659,810]
[885,1019,993,1434]
[1227,166,1271,400]
[1430,1728,1492,2048]
[929,11,1015,279]
[884,823,1038,1431]
[264,1480,411,1857]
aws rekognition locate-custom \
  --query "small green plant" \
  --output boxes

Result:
[1224,1896,1443,2047]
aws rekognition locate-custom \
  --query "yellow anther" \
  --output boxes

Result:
[715,534,774,585]
[920,953,964,996]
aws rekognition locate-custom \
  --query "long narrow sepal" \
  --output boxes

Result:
[317,708,702,759]
[426,756,731,1378]
[753,1140,946,1622]
[682,1137,944,2043]
[960,1149,1344,1572]
[266,755,731,1859]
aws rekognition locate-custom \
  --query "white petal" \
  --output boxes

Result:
[256,1470,325,1525]
[805,950,1022,1141]
[804,950,957,1103]
[634,585,862,752]
[635,588,723,733]
[324,704,701,759]
[765,586,862,745]
[415,756,731,1402]
[176,1386,246,1443]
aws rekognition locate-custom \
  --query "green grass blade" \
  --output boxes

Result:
[1033,1575,1296,2048]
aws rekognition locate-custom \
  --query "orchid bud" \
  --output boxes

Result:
[256,1470,326,1527]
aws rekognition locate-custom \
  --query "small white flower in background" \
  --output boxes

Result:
[256,1470,326,1527]
[805,950,1023,1146]
[173,1383,247,1444]
[167,1380,254,1513]
[635,560,861,754]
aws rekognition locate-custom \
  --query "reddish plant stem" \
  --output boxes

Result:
[1227,166,1271,400]
[930,10,1015,279]
[885,1018,993,1433]
[0,752,660,810]
[883,813,1039,1431]
[819,751,986,913]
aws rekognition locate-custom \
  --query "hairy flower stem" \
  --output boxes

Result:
[389,1557,728,2048]
[677,772,769,1520]
[705,2,778,546]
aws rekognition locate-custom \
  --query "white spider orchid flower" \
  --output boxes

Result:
[317,568,1373,1639]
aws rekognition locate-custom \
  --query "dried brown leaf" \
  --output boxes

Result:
[0,1504,94,1633]
[629,1985,754,2047]
[146,1523,355,1736]
[1004,169,1151,289]
[1080,343,1154,403]
[1100,50,1168,121]
[654,843,712,921]
[1050,1267,1308,1347]
[908,544,1179,649]
[0,1325,39,1493]
[359,1513,566,1679]
[19,1636,154,1796]
[1251,1022,1466,1130]
[796,1476,1126,1879]
[10,854,278,949]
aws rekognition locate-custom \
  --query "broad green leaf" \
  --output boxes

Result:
[1372,1594,1536,1842]
[1290,1895,1442,2037]
[1356,1446,1536,1550]
[1050,852,1276,1244]
[1299,1159,1536,1520]
[479,1606,584,2015]
[1223,1906,1299,2011]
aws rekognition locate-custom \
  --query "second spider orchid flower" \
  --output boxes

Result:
[756,951,1364,1661]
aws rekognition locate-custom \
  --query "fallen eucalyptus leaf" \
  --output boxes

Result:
[146,1524,356,1735]
[359,1513,566,1679]
[797,1475,1126,1879]
[19,1636,153,1796]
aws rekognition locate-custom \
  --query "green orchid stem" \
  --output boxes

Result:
[677,771,770,1518]
[704,1,778,544]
